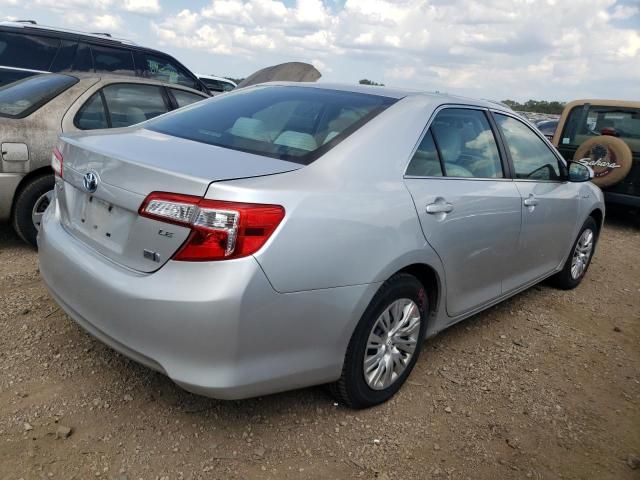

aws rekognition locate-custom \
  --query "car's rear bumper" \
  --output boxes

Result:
[604,191,640,208]
[0,173,23,222]
[38,201,379,399]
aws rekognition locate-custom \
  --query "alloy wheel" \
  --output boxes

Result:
[571,228,594,280]
[363,298,421,390]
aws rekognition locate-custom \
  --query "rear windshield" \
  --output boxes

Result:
[0,67,39,88]
[0,73,78,118]
[560,105,640,153]
[146,85,397,164]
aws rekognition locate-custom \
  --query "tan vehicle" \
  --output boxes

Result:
[0,73,207,245]
[552,99,640,207]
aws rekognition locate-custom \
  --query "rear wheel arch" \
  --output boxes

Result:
[11,166,55,246]
[10,166,54,218]
[331,272,429,408]
[342,262,441,358]
[393,263,441,319]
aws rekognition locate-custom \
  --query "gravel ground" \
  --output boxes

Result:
[0,209,638,480]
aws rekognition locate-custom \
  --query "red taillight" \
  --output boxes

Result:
[51,147,63,178]
[139,192,285,261]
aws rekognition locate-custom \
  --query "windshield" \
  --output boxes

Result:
[0,73,78,119]
[560,105,640,153]
[146,85,397,165]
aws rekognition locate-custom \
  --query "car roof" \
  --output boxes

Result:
[562,99,640,111]
[0,21,184,58]
[34,72,207,95]
[251,81,514,112]
[0,20,137,45]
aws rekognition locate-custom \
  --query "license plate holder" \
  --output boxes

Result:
[79,194,116,239]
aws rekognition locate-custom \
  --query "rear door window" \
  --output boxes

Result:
[146,85,396,164]
[101,83,169,128]
[170,88,205,108]
[139,53,197,89]
[0,32,60,70]
[406,130,443,177]
[91,45,135,75]
[430,108,504,178]
[0,73,78,118]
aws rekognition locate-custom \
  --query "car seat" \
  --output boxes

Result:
[274,131,318,152]
[229,117,271,142]
[431,124,473,177]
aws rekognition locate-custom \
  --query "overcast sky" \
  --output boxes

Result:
[2,0,639,101]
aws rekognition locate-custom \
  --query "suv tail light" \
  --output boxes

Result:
[139,192,285,261]
[51,147,63,178]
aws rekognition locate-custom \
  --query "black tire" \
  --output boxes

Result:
[330,273,428,409]
[550,216,598,290]
[11,174,54,248]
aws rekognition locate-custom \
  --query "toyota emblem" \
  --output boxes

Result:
[83,171,99,193]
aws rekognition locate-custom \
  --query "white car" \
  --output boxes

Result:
[197,74,236,95]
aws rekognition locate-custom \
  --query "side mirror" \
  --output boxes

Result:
[568,161,594,182]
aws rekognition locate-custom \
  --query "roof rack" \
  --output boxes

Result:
[0,21,138,45]
[91,32,112,37]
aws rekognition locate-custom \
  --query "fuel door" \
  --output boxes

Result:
[1,143,29,162]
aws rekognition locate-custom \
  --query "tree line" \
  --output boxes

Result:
[226,77,565,115]
[501,99,565,114]
[357,81,565,114]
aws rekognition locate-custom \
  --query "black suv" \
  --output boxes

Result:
[0,21,209,94]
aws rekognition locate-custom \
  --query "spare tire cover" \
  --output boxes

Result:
[573,136,633,188]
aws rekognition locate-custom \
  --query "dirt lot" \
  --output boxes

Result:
[0,210,638,480]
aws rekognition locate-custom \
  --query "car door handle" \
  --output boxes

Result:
[523,195,539,207]
[426,202,454,214]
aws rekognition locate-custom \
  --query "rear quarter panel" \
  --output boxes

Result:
[203,95,447,296]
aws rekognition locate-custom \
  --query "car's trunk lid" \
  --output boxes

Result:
[56,127,300,272]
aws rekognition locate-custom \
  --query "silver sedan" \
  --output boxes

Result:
[38,83,604,408]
